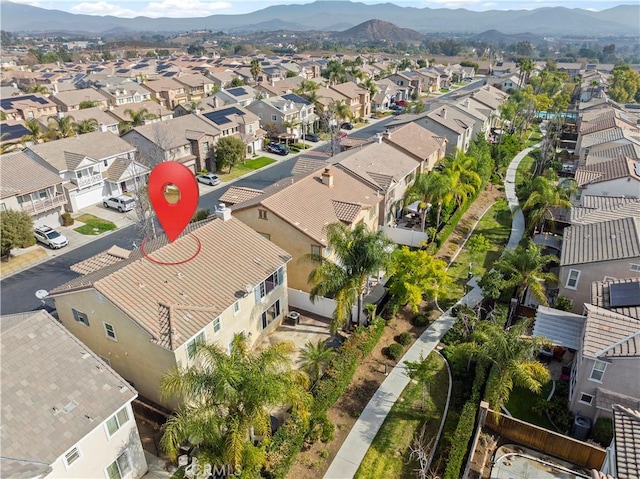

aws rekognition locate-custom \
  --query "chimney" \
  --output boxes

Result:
[382,128,391,140]
[212,96,219,109]
[375,133,383,143]
[321,168,334,188]
[464,98,470,108]
[194,108,200,115]
[215,203,232,221]
[52,82,58,94]
[440,108,446,119]
[98,123,107,132]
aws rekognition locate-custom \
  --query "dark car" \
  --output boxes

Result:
[267,142,290,156]
[340,122,354,130]
[304,133,320,142]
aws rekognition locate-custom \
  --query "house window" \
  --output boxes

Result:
[259,232,270,240]
[565,269,580,290]
[311,245,321,256]
[589,360,607,382]
[271,114,277,121]
[213,317,221,333]
[72,308,90,326]
[103,322,117,341]
[105,406,129,437]
[104,160,108,167]
[203,141,210,152]
[186,331,205,360]
[233,302,240,315]
[369,204,377,219]
[262,300,281,329]
[579,393,594,406]
[106,451,132,479]
[256,267,283,302]
[258,209,268,220]
[630,264,640,272]
[64,446,81,467]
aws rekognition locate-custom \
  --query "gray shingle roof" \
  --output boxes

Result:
[612,404,640,479]
[0,310,136,474]
[0,151,63,199]
[560,217,640,266]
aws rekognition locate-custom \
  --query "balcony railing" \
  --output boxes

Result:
[19,194,67,215]
[75,174,103,189]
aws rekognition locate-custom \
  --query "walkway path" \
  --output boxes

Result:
[323,145,537,479]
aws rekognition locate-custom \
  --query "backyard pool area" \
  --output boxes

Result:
[490,444,591,479]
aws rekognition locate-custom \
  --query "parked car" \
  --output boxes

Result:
[34,225,68,249]
[304,133,320,142]
[266,142,290,156]
[341,122,354,130]
[196,173,221,186]
[103,195,135,212]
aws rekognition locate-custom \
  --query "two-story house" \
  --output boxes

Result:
[174,73,217,101]
[25,131,149,212]
[0,310,147,479]
[48,215,292,409]
[574,158,640,199]
[384,71,421,99]
[330,81,371,119]
[99,83,153,108]
[0,93,58,121]
[106,99,174,128]
[221,166,381,292]
[201,105,264,157]
[141,78,188,109]
[0,151,67,227]
[50,87,110,112]
[381,122,447,173]
[419,106,475,155]
[213,85,262,108]
[246,93,317,140]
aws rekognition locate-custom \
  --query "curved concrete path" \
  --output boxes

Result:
[323,145,536,479]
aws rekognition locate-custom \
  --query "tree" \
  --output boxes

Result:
[305,222,393,332]
[387,247,450,312]
[250,58,261,84]
[27,84,49,95]
[522,174,575,233]
[478,270,508,302]
[124,107,156,127]
[493,240,557,306]
[1,209,33,257]
[455,320,550,412]
[333,100,352,122]
[215,136,246,173]
[74,118,99,135]
[22,119,44,145]
[609,63,640,104]
[78,100,96,109]
[47,114,76,139]
[0,133,20,154]
[160,335,311,473]
[231,77,245,87]
[299,340,335,384]
[404,353,439,411]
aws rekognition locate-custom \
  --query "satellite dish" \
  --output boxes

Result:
[35,290,49,300]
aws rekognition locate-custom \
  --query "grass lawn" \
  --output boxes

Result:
[216,156,276,182]
[505,383,554,430]
[355,352,448,479]
[440,199,512,306]
[74,214,117,235]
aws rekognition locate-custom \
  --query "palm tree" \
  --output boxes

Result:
[22,119,44,144]
[522,175,575,233]
[494,240,557,306]
[124,107,157,127]
[0,133,20,154]
[250,58,261,84]
[333,100,352,123]
[456,319,550,413]
[160,334,311,472]
[363,77,378,98]
[305,222,394,333]
[27,84,50,95]
[74,118,99,135]
[47,114,76,139]
[299,340,335,384]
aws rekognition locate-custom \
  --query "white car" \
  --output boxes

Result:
[34,226,68,249]
[103,195,135,212]
[196,173,221,186]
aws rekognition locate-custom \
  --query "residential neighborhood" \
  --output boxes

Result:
[1,7,640,479]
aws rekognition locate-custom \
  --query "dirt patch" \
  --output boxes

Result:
[435,185,505,265]
[287,305,432,479]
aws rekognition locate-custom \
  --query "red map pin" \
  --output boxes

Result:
[148,162,199,243]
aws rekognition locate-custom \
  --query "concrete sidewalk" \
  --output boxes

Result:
[323,146,532,479]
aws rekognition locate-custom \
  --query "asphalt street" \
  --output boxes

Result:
[0,79,487,315]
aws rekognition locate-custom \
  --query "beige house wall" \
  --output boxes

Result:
[233,206,379,292]
[53,289,178,407]
[578,177,640,199]
[559,259,640,313]
[47,401,147,479]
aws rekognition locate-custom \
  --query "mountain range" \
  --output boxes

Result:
[0,1,638,36]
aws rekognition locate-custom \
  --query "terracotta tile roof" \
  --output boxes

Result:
[586,143,640,165]
[51,218,291,351]
[219,186,265,206]
[26,131,136,172]
[382,122,446,161]
[0,310,136,474]
[291,156,329,176]
[596,389,640,416]
[332,200,363,223]
[124,114,221,149]
[580,127,628,149]
[560,217,640,266]
[575,157,640,187]
[51,87,109,106]
[0,151,63,199]
[570,199,640,225]
[70,245,131,275]
[581,195,639,210]
[612,404,640,479]
[582,304,640,358]
[106,99,174,123]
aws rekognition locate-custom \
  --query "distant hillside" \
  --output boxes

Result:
[1,0,638,35]
[334,19,424,43]
[473,30,548,46]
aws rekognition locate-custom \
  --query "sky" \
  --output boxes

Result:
[4,0,631,18]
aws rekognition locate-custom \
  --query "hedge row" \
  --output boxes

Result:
[443,362,488,479]
[435,186,484,251]
[263,318,386,478]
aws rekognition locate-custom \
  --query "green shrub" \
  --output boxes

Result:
[22,236,36,248]
[319,449,329,459]
[190,208,210,223]
[385,343,404,360]
[590,418,613,447]
[397,332,413,346]
[61,212,74,226]
[412,314,429,327]
[554,295,573,312]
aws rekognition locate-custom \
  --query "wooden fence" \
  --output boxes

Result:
[482,404,606,470]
